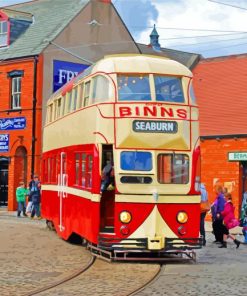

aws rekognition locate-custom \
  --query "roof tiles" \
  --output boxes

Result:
[193,54,247,137]
[0,0,89,60]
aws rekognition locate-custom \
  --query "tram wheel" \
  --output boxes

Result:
[46,220,55,231]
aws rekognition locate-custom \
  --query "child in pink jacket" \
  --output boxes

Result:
[219,193,240,248]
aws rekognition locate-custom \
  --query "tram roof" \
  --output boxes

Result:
[91,54,192,76]
[49,54,192,102]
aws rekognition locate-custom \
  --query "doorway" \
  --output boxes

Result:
[0,157,9,206]
[100,145,115,233]
[241,162,247,211]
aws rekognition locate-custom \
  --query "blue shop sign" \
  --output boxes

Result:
[53,60,89,92]
[0,134,9,152]
[0,117,26,130]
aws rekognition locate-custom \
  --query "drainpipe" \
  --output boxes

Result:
[31,56,38,177]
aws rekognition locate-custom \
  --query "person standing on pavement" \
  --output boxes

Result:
[200,183,210,246]
[16,181,28,217]
[29,174,41,219]
[211,185,226,243]
[219,193,240,248]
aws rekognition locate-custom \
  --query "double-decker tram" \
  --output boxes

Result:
[42,54,202,261]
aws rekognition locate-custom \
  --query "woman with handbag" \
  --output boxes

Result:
[200,183,210,246]
[219,193,241,248]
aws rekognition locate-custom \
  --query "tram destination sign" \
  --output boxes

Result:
[132,120,178,133]
[228,152,247,161]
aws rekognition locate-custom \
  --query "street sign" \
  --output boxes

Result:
[0,134,9,152]
[228,152,247,161]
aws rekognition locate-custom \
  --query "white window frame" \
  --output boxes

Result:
[0,21,8,47]
[11,76,22,109]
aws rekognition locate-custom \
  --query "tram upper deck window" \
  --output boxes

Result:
[92,75,111,103]
[83,81,90,107]
[154,76,185,103]
[117,75,151,101]
[120,151,152,171]
[189,83,197,104]
[158,154,189,184]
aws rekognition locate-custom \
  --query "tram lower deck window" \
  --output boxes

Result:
[158,154,189,184]
[120,151,152,171]
[120,176,152,184]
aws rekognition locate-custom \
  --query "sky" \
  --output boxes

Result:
[1,0,247,58]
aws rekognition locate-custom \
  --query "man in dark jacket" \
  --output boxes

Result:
[29,174,41,219]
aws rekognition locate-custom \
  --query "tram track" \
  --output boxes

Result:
[24,255,96,296]
[127,264,163,296]
[23,255,161,296]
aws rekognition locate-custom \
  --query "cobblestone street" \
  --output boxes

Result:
[0,210,159,296]
[1,209,247,296]
[137,230,247,296]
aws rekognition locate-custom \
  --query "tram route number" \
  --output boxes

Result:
[132,120,178,133]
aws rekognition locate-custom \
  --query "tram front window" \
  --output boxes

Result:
[154,76,185,103]
[158,154,189,184]
[117,74,151,101]
[120,151,152,171]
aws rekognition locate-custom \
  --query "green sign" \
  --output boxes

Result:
[228,152,247,161]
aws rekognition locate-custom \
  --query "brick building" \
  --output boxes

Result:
[0,0,200,210]
[0,0,141,210]
[193,54,247,218]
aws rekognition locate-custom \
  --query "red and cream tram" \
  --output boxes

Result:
[42,54,202,261]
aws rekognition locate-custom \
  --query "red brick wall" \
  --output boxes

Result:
[201,137,247,219]
[0,56,43,210]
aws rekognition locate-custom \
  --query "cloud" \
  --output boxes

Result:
[0,0,29,7]
[127,0,247,57]
[115,0,158,39]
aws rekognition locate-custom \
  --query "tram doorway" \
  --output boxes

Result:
[0,157,9,207]
[100,145,115,233]
[240,161,247,214]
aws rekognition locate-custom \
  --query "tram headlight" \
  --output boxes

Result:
[119,211,132,224]
[177,211,188,224]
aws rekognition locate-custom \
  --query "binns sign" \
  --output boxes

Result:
[53,60,89,92]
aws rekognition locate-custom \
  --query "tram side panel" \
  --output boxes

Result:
[42,105,114,243]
